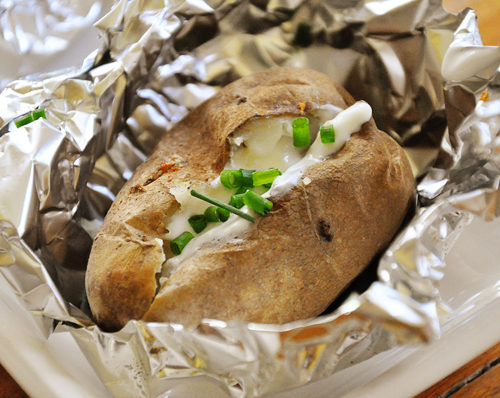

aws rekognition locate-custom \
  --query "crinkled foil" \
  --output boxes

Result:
[0,0,500,397]
[0,0,114,90]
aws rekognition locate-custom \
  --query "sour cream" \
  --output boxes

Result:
[266,101,372,198]
[163,101,373,274]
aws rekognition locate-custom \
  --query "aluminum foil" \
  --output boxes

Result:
[1,0,500,397]
[0,0,115,90]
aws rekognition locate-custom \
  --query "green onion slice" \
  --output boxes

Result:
[170,231,194,255]
[243,190,273,216]
[188,214,207,233]
[204,206,220,222]
[220,169,242,189]
[204,206,230,222]
[239,169,255,187]
[14,108,46,128]
[292,117,310,147]
[190,190,254,222]
[230,193,245,209]
[216,207,230,222]
[235,186,249,195]
[32,108,46,121]
[14,114,33,128]
[252,169,281,187]
[320,124,335,144]
[292,22,312,47]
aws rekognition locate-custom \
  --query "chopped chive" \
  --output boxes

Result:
[170,231,194,255]
[261,183,272,193]
[32,108,46,120]
[220,169,243,189]
[216,207,230,222]
[230,193,246,209]
[292,117,310,147]
[204,206,220,222]
[252,169,281,186]
[15,114,33,128]
[190,190,254,222]
[188,214,207,233]
[14,108,46,128]
[320,124,335,144]
[243,190,273,216]
[239,169,255,187]
[236,186,249,195]
[292,22,312,47]
[204,206,230,222]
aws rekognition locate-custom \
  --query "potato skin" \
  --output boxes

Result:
[86,67,414,331]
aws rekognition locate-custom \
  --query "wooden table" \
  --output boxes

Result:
[1,1,500,397]
[415,341,500,397]
[0,365,28,398]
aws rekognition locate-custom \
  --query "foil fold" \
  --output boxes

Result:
[1,0,500,397]
[0,0,108,89]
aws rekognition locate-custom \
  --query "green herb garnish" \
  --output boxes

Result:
[190,190,254,222]
[235,186,249,194]
[292,22,313,47]
[220,169,243,189]
[292,117,310,147]
[14,108,46,128]
[170,231,194,255]
[204,206,230,222]
[239,169,255,187]
[320,124,335,144]
[252,168,281,187]
[188,214,207,233]
[230,193,246,209]
[242,190,273,216]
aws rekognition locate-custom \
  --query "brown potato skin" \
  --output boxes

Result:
[86,67,414,331]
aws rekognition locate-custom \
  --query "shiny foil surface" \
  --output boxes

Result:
[0,0,499,397]
[0,0,113,90]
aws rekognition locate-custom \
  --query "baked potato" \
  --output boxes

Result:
[86,67,414,331]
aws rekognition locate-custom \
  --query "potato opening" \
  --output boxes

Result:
[159,102,372,281]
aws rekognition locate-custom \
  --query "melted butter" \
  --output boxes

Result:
[163,102,372,274]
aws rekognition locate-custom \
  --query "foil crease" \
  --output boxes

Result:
[0,0,499,397]
[0,0,107,89]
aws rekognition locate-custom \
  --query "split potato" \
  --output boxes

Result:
[86,67,414,331]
